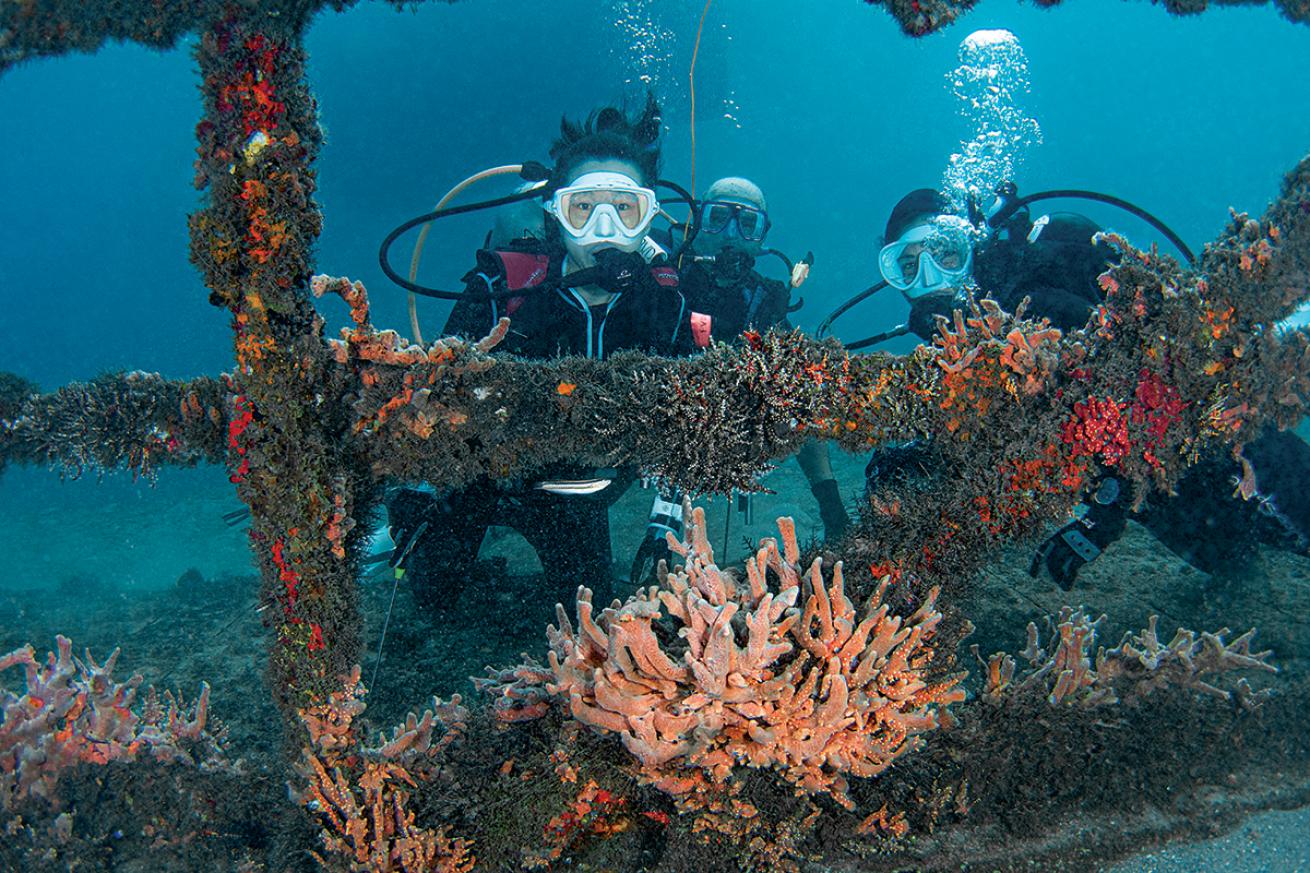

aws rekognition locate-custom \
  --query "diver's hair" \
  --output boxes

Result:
[884,188,952,244]
[549,94,663,189]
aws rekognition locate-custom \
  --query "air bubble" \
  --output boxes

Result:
[940,28,1043,219]
[609,0,676,90]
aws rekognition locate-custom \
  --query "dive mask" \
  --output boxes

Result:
[699,200,771,242]
[546,172,658,253]
[878,217,975,298]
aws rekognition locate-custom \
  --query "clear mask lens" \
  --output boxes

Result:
[879,216,975,294]
[700,201,768,241]
[548,173,658,245]
[560,188,649,231]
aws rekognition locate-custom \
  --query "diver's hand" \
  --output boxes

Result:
[1029,518,1099,590]
[629,531,674,588]
[1029,475,1127,589]
[593,248,650,294]
[631,491,684,586]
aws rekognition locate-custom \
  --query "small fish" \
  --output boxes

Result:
[535,478,613,496]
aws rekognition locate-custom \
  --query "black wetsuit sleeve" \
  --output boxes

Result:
[757,275,793,331]
[992,284,1097,332]
[443,252,502,340]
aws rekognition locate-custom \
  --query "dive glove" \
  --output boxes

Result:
[1029,477,1128,590]
[630,491,684,587]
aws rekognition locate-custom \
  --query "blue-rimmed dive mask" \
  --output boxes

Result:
[699,200,771,244]
[878,217,975,299]
[546,171,659,255]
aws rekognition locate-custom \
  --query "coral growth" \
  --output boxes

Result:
[311,274,509,439]
[507,504,964,810]
[1,372,227,479]
[472,658,554,723]
[0,635,229,811]
[296,666,473,872]
[976,608,1277,708]
[522,778,632,869]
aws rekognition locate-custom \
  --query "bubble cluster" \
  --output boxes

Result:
[940,29,1043,220]
[723,92,743,129]
[610,0,677,88]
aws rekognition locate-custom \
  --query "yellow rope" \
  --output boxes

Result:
[685,0,714,245]
[407,164,526,345]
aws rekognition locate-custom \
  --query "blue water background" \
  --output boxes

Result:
[0,0,1307,589]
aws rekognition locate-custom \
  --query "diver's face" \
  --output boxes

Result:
[565,188,644,231]
[554,159,652,265]
[559,160,651,236]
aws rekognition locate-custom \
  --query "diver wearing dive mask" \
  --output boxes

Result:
[874,188,1115,341]
[652,176,851,558]
[699,198,771,245]
[387,96,706,622]
[685,176,775,290]
[878,215,975,298]
[546,170,660,263]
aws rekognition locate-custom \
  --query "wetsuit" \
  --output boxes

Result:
[677,255,793,341]
[389,237,697,616]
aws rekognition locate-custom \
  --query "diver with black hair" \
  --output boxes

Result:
[386,95,708,618]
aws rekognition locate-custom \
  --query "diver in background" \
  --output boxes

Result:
[677,177,793,339]
[878,187,1111,341]
[873,188,1310,587]
[388,96,706,618]
[871,187,1133,589]
[632,177,850,586]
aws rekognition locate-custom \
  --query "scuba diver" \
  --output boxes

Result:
[645,177,851,556]
[672,177,794,338]
[877,187,1114,341]
[385,96,706,618]
[861,186,1310,589]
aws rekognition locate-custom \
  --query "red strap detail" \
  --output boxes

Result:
[650,265,679,288]
[498,251,551,291]
[690,312,713,348]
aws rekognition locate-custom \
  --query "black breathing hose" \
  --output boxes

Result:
[816,280,889,339]
[759,249,807,313]
[378,184,557,301]
[844,324,911,351]
[990,189,1196,265]
[380,175,700,301]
